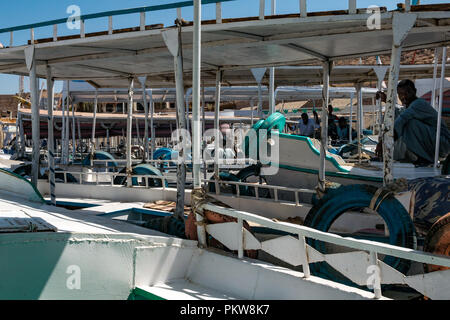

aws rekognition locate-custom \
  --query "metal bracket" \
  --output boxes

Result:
[162,29,179,57]
[24,46,35,71]
[392,13,417,47]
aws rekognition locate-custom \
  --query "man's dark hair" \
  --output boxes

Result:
[301,112,308,119]
[397,79,417,95]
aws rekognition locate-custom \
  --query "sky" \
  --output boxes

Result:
[0,0,447,94]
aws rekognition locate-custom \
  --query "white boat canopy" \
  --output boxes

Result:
[0,4,448,86]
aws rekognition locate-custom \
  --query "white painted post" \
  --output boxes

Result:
[370,251,382,299]
[373,65,389,136]
[259,0,265,20]
[193,0,207,248]
[251,68,266,119]
[356,83,362,163]
[135,111,141,150]
[46,65,56,206]
[319,61,331,192]
[80,20,85,38]
[53,25,58,42]
[71,86,76,162]
[431,48,440,110]
[127,78,134,187]
[140,12,146,31]
[214,70,223,193]
[139,78,149,160]
[61,85,66,164]
[375,74,383,136]
[202,84,207,180]
[186,89,191,135]
[65,80,70,164]
[269,2,276,115]
[30,28,35,44]
[250,98,255,126]
[201,83,206,136]
[298,235,310,278]
[349,0,357,14]
[238,218,244,259]
[91,89,98,153]
[216,2,222,23]
[300,0,307,18]
[162,27,188,223]
[150,90,155,160]
[108,16,113,35]
[405,0,411,12]
[349,92,354,143]
[25,46,39,186]
[372,96,377,134]
[382,13,416,186]
[434,46,447,169]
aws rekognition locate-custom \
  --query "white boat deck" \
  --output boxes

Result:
[0,190,167,236]
[137,281,241,300]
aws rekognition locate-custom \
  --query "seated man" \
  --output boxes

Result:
[376,79,450,165]
[327,105,339,140]
[298,112,319,137]
[336,117,357,141]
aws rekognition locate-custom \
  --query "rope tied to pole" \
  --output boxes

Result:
[369,178,409,211]
[315,180,341,199]
[190,186,211,221]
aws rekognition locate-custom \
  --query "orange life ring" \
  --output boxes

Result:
[423,212,450,273]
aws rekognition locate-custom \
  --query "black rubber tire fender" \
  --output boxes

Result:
[304,184,416,285]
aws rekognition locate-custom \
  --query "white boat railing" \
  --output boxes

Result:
[200,202,450,300]
[55,166,314,207]
[202,178,315,204]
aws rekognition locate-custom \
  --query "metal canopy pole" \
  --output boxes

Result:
[250,98,255,126]
[251,68,266,119]
[360,87,364,136]
[135,112,141,150]
[61,86,66,164]
[318,61,332,193]
[431,48,440,110]
[127,77,134,187]
[201,83,206,136]
[162,25,187,222]
[71,81,75,162]
[202,83,207,181]
[186,89,191,135]
[65,80,70,164]
[91,89,98,153]
[382,13,417,186]
[46,65,56,206]
[434,46,447,168]
[193,0,207,247]
[373,66,389,135]
[355,83,362,163]
[349,92,354,143]
[150,89,155,160]
[24,46,40,186]
[214,70,223,191]
[269,0,276,115]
